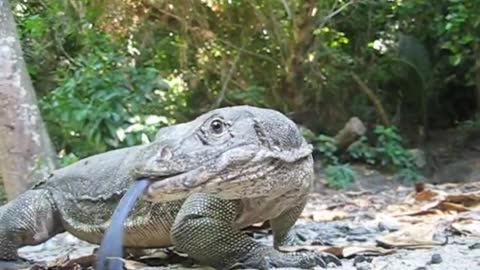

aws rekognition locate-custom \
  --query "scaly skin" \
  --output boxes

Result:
[0,106,340,269]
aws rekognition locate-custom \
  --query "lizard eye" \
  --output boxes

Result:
[210,119,225,134]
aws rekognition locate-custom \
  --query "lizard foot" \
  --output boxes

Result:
[230,248,341,269]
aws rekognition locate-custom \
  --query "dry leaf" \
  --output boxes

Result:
[415,189,442,202]
[376,222,446,248]
[310,209,348,221]
[279,245,394,258]
[445,191,480,206]
[120,258,148,270]
[352,198,371,208]
[451,212,480,236]
[342,246,395,257]
[47,254,95,269]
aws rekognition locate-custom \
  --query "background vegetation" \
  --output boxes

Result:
[9,0,480,188]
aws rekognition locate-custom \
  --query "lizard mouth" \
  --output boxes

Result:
[139,171,186,182]
[139,145,262,202]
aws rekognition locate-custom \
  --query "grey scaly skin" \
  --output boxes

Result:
[0,106,340,269]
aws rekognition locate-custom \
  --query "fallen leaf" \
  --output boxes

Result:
[451,212,480,236]
[279,245,394,258]
[352,198,371,208]
[47,254,95,269]
[414,189,442,202]
[376,222,447,248]
[436,202,469,212]
[120,258,148,270]
[445,191,480,207]
[341,246,395,257]
[311,209,348,221]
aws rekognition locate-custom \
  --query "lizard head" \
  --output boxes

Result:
[133,105,313,202]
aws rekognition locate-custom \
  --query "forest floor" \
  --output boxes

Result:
[17,175,480,270]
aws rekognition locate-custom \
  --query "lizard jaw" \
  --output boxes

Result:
[141,145,265,202]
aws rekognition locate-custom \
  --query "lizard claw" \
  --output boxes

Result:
[231,248,341,269]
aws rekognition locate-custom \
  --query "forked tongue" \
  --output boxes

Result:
[96,179,149,270]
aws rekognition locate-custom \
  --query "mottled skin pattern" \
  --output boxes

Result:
[0,106,339,269]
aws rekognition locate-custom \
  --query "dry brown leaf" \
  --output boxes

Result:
[384,204,421,215]
[404,189,448,205]
[341,246,395,257]
[376,222,446,248]
[352,198,371,208]
[452,219,480,236]
[414,189,442,202]
[46,254,95,269]
[445,191,480,206]
[436,202,469,212]
[451,212,480,236]
[310,209,348,221]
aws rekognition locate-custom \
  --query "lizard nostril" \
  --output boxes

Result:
[157,146,173,162]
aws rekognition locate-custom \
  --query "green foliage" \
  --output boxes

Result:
[12,0,480,167]
[374,126,415,169]
[325,164,356,190]
[347,126,422,183]
[58,152,79,168]
[0,179,6,205]
[311,134,356,189]
[312,135,338,166]
[347,136,376,165]
[39,31,185,158]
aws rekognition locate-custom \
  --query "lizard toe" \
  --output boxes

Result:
[232,248,341,269]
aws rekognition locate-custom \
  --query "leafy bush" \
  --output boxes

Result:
[347,125,422,183]
[347,136,376,165]
[311,125,421,187]
[312,134,339,166]
[325,164,356,189]
[310,134,356,189]
[40,31,189,159]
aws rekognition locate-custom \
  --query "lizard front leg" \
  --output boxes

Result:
[0,190,64,269]
[270,199,307,248]
[270,200,341,268]
[171,193,338,269]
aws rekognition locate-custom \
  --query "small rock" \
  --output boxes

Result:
[353,255,367,266]
[469,243,480,249]
[378,221,400,232]
[415,267,427,270]
[348,226,374,235]
[355,262,371,270]
[346,236,368,242]
[430,253,442,264]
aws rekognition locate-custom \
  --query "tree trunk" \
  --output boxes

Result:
[473,42,480,116]
[0,0,57,200]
